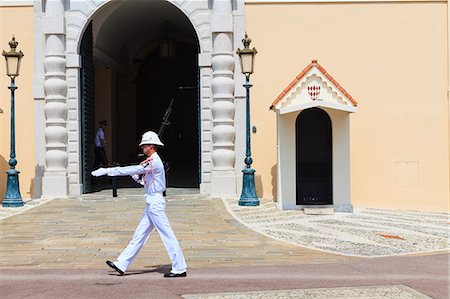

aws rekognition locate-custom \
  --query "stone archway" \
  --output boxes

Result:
[35,0,246,199]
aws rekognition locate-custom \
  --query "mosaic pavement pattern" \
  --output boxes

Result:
[224,199,449,257]
[182,285,432,299]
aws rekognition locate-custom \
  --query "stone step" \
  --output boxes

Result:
[303,207,334,215]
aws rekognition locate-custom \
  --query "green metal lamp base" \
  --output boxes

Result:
[3,169,23,207]
[239,168,259,206]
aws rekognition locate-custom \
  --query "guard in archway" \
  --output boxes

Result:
[93,120,109,168]
[91,131,187,277]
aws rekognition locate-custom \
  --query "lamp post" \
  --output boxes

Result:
[2,36,24,207]
[237,33,259,206]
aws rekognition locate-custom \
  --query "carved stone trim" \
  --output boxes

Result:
[42,0,68,198]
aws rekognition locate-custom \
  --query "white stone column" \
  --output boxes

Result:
[233,1,247,194]
[42,0,69,197]
[210,0,237,197]
[32,0,46,199]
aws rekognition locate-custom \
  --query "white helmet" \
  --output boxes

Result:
[139,131,164,146]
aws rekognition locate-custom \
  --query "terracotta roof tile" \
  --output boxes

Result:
[270,60,358,110]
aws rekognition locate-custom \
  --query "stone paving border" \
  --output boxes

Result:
[0,197,55,221]
[182,285,432,299]
[0,188,348,270]
[223,198,450,258]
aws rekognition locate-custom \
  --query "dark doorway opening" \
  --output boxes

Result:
[296,108,332,205]
[80,0,201,193]
[136,42,199,188]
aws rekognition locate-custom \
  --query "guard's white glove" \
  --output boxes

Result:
[131,174,145,186]
[91,168,109,177]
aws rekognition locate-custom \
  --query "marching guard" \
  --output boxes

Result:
[91,131,187,277]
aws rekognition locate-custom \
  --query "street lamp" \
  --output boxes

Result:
[2,36,24,207]
[237,33,259,206]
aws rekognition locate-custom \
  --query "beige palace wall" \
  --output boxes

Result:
[0,1,448,212]
[245,1,449,212]
[0,4,35,200]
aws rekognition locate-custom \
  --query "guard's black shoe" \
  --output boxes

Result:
[106,260,124,276]
[164,272,187,278]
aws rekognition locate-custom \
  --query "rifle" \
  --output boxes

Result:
[112,99,176,195]
[158,98,175,196]
[137,98,174,160]
[158,98,175,138]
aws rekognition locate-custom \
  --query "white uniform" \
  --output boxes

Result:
[93,152,187,274]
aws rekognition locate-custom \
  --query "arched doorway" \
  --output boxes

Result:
[37,0,246,198]
[135,41,199,187]
[296,108,332,205]
[79,0,200,192]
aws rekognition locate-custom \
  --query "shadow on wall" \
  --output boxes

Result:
[255,174,263,198]
[0,154,8,200]
[32,165,44,199]
[255,163,277,200]
[271,164,277,201]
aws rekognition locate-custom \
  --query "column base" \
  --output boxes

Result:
[238,167,259,206]
[42,172,68,198]
[69,184,83,197]
[211,170,237,198]
[200,182,211,195]
[3,169,23,207]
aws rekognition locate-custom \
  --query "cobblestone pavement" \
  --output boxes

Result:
[0,188,448,299]
[225,198,450,257]
[0,197,54,220]
[0,188,350,270]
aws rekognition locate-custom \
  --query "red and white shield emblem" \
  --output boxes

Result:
[308,85,321,100]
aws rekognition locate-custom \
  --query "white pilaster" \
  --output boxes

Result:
[210,0,237,197]
[33,0,45,199]
[42,0,68,198]
[233,4,246,192]
[199,55,213,195]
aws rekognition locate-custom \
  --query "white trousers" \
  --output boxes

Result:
[114,194,187,273]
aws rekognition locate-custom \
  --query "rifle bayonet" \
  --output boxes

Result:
[158,98,175,137]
